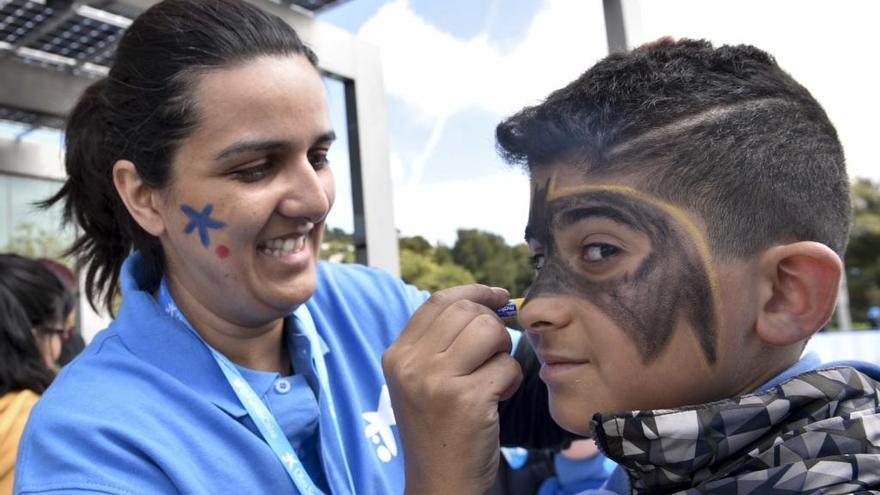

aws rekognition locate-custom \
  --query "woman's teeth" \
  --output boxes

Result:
[260,236,306,257]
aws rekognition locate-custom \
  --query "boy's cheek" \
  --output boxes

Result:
[546,384,604,436]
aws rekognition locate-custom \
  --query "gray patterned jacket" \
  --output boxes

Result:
[591,365,880,494]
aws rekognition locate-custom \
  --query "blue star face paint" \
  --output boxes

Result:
[181,203,227,248]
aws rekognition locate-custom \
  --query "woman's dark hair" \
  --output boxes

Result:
[42,0,319,313]
[0,256,59,394]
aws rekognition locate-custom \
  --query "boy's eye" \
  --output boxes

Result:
[583,243,620,263]
[232,161,274,182]
[530,254,546,271]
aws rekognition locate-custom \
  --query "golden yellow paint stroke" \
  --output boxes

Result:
[547,173,724,369]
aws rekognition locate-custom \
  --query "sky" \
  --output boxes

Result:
[318,0,879,247]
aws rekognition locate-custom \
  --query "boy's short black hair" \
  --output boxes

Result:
[496,39,850,258]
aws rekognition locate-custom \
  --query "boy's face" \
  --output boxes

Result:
[520,162,765,435]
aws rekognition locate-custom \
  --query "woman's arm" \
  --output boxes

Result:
[383,284,522,495]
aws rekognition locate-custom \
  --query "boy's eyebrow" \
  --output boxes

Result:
[524,225,535,242]
[557,205,636,230]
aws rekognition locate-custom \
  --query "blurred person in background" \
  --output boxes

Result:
[0,280,56,493]
[868,305,880,329]
[37,258,84,366]
[0,254,71,370]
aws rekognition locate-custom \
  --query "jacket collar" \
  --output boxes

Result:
[592,365,880,493]
[112,252,244,418]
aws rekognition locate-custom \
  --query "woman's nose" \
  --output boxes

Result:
[276,159,332,222]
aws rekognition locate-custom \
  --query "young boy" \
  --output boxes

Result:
[384,39,880,494]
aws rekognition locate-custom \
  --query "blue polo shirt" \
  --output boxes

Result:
[15,253,427,494]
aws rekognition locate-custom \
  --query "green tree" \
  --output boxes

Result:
[397,232,534,296]
[433,244,454,265]
[451,229,533,297]
[511,243,536,296]
[399,248,475,292]
[319,227,355,263]
[399,235,432,255]
[3,222,73,263]
[846,179,880,324]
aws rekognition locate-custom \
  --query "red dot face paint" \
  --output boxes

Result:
[215,245,230,259]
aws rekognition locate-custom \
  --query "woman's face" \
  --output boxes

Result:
[33,324,64,368]
[156,55,335,328]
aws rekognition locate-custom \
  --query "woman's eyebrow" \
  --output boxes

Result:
[214,139,292,161]
[313,130,337,146]
[213,130,336,161]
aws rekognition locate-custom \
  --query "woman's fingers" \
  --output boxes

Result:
[442,313,513,374]
[394,284,508,347]
[455,351,523,407]
[383,283,522,494]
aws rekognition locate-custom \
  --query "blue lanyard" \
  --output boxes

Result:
[157,280,355,494]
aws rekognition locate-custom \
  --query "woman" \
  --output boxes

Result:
[38,258,84,366]
[14,0,545,493]
[0,256,62,493]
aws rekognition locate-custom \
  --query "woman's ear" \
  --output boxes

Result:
[112,160,166,237]
[755,242,842,346]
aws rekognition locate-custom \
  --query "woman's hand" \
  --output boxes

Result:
[383,284,523,495]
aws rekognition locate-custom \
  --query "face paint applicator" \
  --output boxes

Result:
[495,298,524,318]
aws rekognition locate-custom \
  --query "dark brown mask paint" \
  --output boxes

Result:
[525,176,720,364]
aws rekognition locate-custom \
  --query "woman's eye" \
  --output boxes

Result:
[530,254,546,271]
[309,152,330,170]
[583,243,620,263]
[232,162,274,182]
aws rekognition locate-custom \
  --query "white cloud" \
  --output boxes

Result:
[361,0,880,245]
[633,0,880,181]
[358,0,608,120]
[394,171,531,246]
[359,0,610,244]
[406,112,450,187]
[388,151,405,185]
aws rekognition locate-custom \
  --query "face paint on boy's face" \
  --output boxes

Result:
[525,176,719,364]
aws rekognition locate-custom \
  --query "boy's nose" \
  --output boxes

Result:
[518,296,573,334]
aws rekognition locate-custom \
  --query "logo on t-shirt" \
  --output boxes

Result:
[362,385,398,463]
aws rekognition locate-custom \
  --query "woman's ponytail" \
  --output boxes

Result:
[41,78,152,314]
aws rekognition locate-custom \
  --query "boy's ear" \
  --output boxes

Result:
[755,242,842,346]
[112,160,166,237]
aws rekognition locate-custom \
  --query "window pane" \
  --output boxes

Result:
[0,174,74,259]
[321,75,357,263]
[0,121,64,147]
